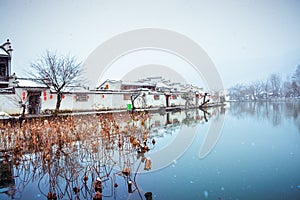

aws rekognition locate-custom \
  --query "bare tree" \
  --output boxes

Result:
[252,80,264,99]
[291,81,299,96]
[292,65,300,96]
[247,84,256,100]
[282,80,293,98]
[229,83,248,101]
[130,91,145,112]
[228,64,300,100]
[292,65,300,84]
[268,73,282,97]
[29,51,84,114]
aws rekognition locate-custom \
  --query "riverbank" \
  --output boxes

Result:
[1,105,187,121]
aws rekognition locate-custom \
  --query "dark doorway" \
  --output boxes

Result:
[27,91,41,114]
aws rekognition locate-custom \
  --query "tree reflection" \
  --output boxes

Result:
[0,108,216,199]
[229,101,300,130]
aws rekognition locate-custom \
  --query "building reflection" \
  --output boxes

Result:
[0,107,222,200]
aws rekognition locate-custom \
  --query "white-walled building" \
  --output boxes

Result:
[0,39,13,89]
[0,40,219,116]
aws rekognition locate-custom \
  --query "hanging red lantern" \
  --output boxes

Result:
[22,91,26,101]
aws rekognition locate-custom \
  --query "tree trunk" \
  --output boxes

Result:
[55,92,62,115]
[131,96,135,113]
[165,95,170,107]
[130,93,141,113]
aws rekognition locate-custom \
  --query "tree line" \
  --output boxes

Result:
[28,50,300,109]
[229,65,300,101]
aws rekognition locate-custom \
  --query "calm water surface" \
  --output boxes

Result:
[0,101,300,200]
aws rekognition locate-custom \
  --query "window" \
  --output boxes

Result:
[75,93,89,102]
[123,94,131,100]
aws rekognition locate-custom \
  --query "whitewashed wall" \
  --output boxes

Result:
[0,93,21,114]
[145,93,165,108]
[2,88,205,115]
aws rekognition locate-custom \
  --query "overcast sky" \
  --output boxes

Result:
[1,0,300,89]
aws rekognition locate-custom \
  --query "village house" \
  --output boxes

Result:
[0,39,219,116]
[0,39,13,88]
[0,40,48,116]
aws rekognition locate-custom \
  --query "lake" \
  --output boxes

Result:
[0,101,300,200]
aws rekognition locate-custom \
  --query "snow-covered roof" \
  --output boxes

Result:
[122,81,154,86]
[156,82,171,88]
[97,79,121,88]
[147,76,163,80]
[16,79,47,88]
[61,86,90,93]
[105,79,121,84]
[0,48,9,56]
[0,111,11,119]
[0,87,14,93]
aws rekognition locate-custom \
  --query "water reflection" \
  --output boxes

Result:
[0,108,219,200]
[229,101,300,131]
